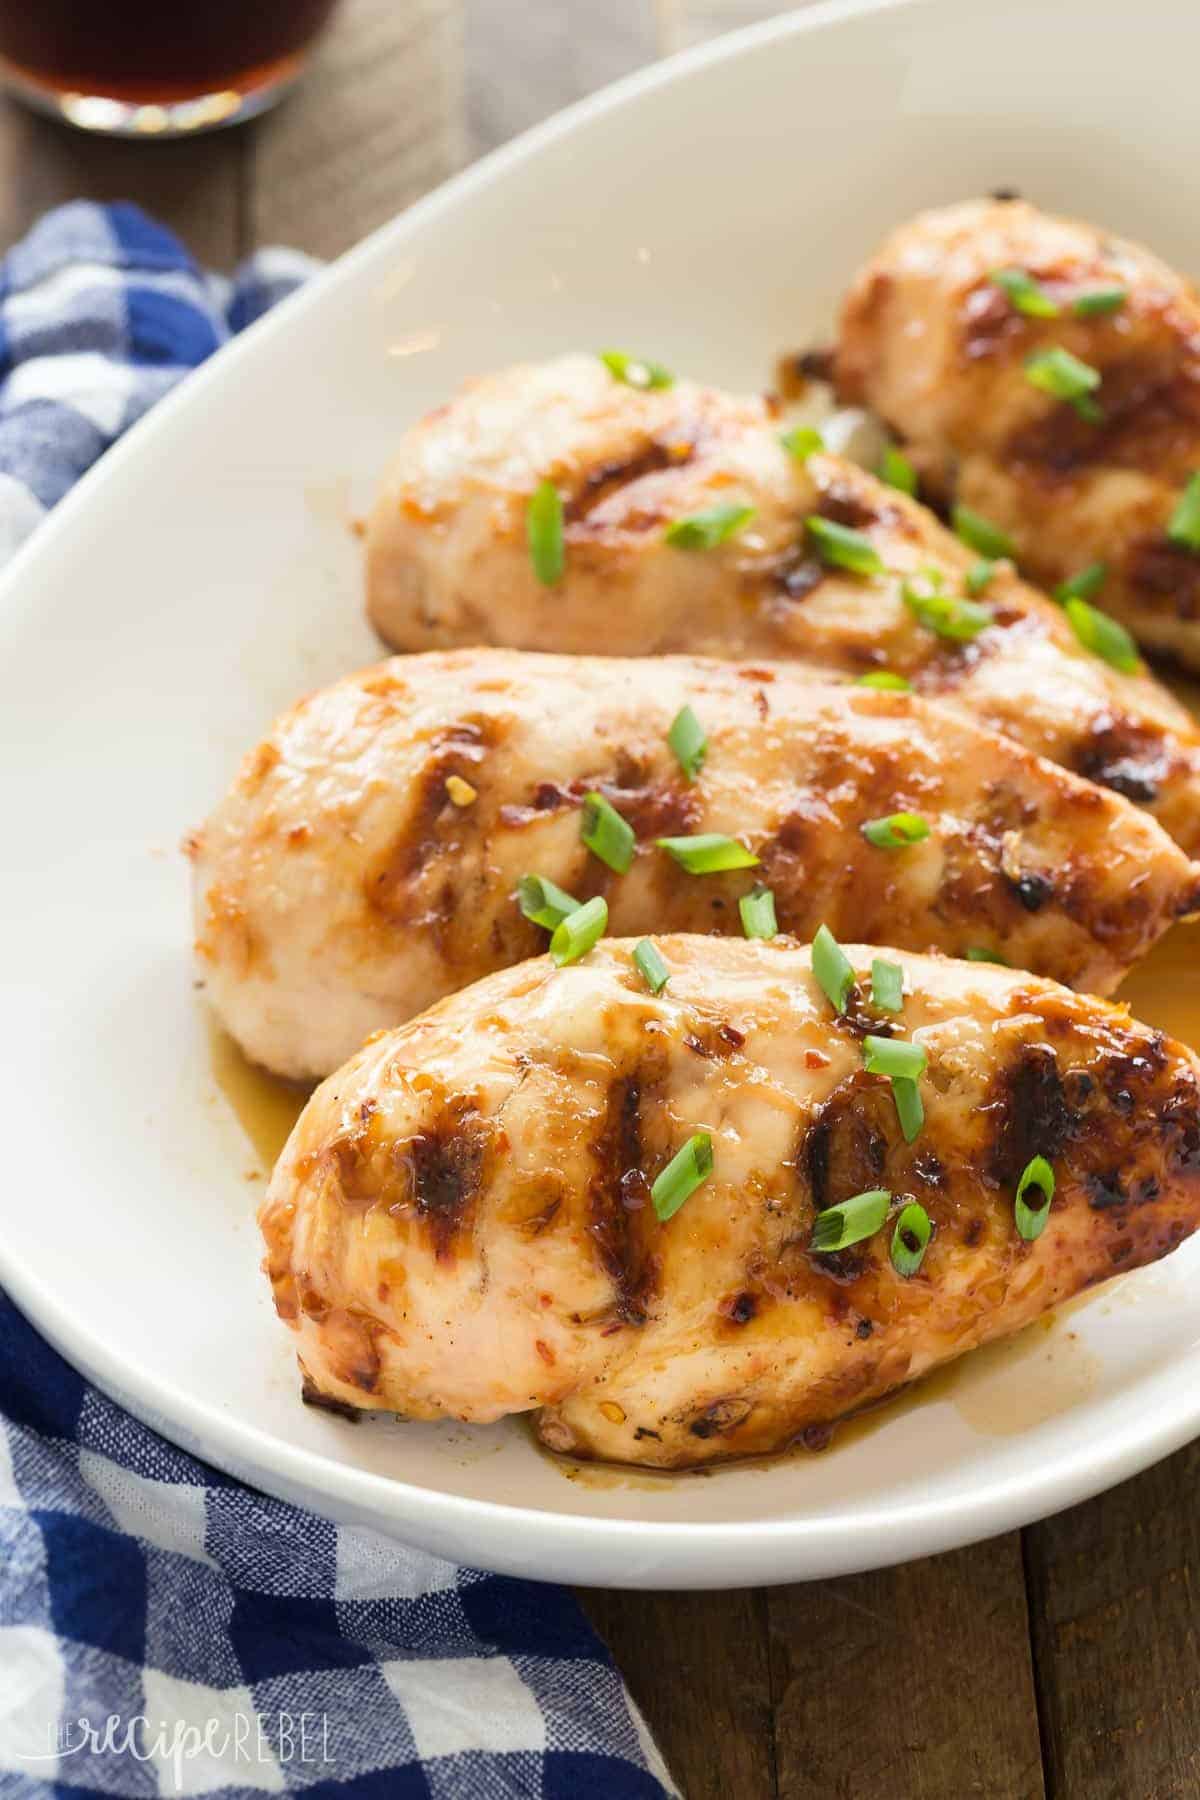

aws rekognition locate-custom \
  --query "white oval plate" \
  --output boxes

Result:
[3,0,1200,1590]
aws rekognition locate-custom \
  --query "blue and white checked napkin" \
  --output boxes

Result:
[0,203,675,1800]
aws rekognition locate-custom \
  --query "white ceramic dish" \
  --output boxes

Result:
[4,0,1200,1589]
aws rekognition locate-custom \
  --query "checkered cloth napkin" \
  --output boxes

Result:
[0,203,675,1800]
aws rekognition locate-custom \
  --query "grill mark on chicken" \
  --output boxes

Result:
[1073,714,1173,804]
[1006,346,1200,482]
[330,1091,490,1264]
[366,717,494,918]
[987,1041,1072,1190]
[1127,535,1200,622]
[804,1071,895,1215]
[564,441,687,521]
[588,1074,658,1325]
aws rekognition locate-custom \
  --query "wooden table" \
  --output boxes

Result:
[10,4,1200,1794]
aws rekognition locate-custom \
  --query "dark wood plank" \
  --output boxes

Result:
[1025,1439,1200,1799]
[463,0,657,159]
[583,1587,776,1799]
[0,95,242,265]
[769,1535,1045,1800]
[247,0,463,261]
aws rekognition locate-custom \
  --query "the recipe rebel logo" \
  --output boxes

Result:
[14,1709,334,1791]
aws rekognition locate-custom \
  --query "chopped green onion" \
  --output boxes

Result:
[880,445,918,495]
[651,1131,714,1222]
[1054,561,1107,604]
[856,670,912,691]
[811,1188,890,1253]
[805,515,885,575]
[891,1201,932,1276]
[518,874,580,930]
[780,425,824,463]
[632,937,670,994]
[657,832,759,874]
[870,957,904,1012]
[527,479,564,585]
[952,505,1015,560]
[581,791,636,873]
[891,1076,924,1143]
[1063,597,1140,673]
[1015,1154,1055,1241]
[1072,285,1126,318]
[667,704,707,781]
[664,503,755,550]
[1167,474,1200,553]
[903,570,993,641]
[862,812,930,851]
[990,266,1060,318]
[966,558,996,596]
[599,350,674,390]
[739,883,778,940]
[966,945,1009,964]
[812,923,855,1015]
[1024,346,1103,421]
[549,894,607,967]
[863,1034,927,1081]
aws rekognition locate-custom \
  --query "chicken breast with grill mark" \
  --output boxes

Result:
[837,198,1200,670]
[363,354,1200,851]
[260,937,1200,1468]
[189,649,1200,1081]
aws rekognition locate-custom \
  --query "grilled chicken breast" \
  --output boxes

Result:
[837,197,1200,670]
[363,355,1200,851]
[190,649,1200,1080]
[261,937,1200,1467]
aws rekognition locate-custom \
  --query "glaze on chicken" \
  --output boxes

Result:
[837,198,1200,671]
[260,937,1200,1467]
[190,650,1200,1080]
[364,355,1200,851]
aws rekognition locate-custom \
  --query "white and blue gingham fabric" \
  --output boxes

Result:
[0,203,675,1800]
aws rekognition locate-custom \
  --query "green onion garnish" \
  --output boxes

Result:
[863,1034,927,1081]
[990,266,1060,318]
[657,833,759,874]
[811,1188,891,1253]
[1072,286,1126,318]
[862,812,930,851]
[870,957,903,1012]
[856,670,912,691]
[664,503,755,550]
[739,883,778,940]
[1015,1154,1055,1242]
[651,1131,714,1222]
[903,570,993,641]
[1063,597,1140,673]
[527,479,564,585]
[965,945,1009,964]
[667,704,707,782]
[599,350,674,390]
[891,1202,932,1276]
[805,515,885,575]
[780,425,823,463]
[952,505,1015,560]
[880,445,918,495]
[632,937,670,994]
[549,894,607,967]
[1054,561,1107,604]
[1025,346,1103,421]
[966,559,996,596]
[1168,474,1200,553]
[891,1076,924,1143]
[812,923,854,1015]
[518,874,580,930]
[581,791,636,873]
